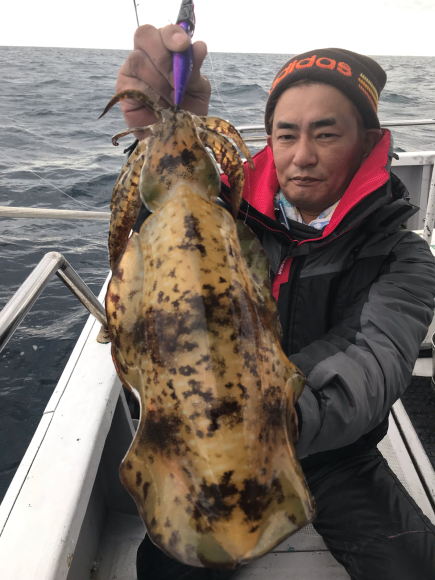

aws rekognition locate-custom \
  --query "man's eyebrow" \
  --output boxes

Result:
[275,118,337,131]
[309,117,337,129]
[276,121,299,130]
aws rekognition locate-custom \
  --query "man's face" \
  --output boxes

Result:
[267,83,371,216]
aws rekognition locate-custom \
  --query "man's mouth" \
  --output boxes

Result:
[290,176,321,185]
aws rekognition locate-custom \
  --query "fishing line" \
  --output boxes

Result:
[0,149,107,212]
[206,52,234,124]
[205,55,253,221]
[132,0,140,27]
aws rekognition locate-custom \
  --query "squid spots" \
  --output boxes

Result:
[191,471,238,529]
[179,365,197,376]
[157,291,169,304]
[142,482,150,500]
[237,382,249,400]
[182,379,214,403]
[181,148,197,166]
[140,410,185,456]
[109,292,120,305]
[139,305,205,364]
[239,477,285,522]
[205,397,243,433]
[168,530,181,550]
[183,341,198,352]
[177,214,207,256]
[155,153,185,176]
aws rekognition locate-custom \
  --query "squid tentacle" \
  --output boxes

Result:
[196,116,255,170]
[199,127,245,219]
[111,126,153,146]
[99,89,164,122]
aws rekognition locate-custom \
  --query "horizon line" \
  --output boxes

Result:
[1,44,435,58]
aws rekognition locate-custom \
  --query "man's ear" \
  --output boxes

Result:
[267,135,273,150]
[362,129,383,161]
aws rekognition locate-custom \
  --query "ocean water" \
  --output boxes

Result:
[0,46,434,501]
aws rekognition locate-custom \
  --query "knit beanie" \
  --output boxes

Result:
[264,48,387,134]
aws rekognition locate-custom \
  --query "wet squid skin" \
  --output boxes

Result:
[103,91,315,568]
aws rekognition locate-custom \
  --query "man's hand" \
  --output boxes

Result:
[116,24,211,130]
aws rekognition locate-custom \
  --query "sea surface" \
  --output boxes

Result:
[0,46,434,501]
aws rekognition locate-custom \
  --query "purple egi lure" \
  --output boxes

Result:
[173,0,195,109]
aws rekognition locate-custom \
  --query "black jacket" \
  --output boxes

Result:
[219,131,435,459]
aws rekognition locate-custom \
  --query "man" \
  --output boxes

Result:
[117,25,435,579]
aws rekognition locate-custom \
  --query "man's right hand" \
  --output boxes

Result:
[116,24,211,130]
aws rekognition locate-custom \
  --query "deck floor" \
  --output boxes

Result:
[92,513,349,580]
[91,412,434,580]
[402,375,435,471]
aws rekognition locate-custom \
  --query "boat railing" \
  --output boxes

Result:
[0,252,108,354]
[0,118,433,343]
[1,117,433,222]
[238,117,435,144]
[0,207,111,220]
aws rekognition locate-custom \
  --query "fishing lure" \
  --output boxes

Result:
[173,0,195,108]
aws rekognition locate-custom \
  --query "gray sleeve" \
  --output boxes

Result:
[290,233,435,459]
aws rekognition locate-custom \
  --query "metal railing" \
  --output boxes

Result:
[0,118,433,221]
[0,252,108,354]
[237,118,435,144]
[0,207,111,220]
[238,118,435,133]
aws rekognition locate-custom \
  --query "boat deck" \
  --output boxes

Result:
[1,290,435,579]
[89,413,435,580]
[402,374,435,472]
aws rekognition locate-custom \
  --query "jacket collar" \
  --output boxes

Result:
[322,129,391,238]
[220,129,416,247]
[228,128,391,220]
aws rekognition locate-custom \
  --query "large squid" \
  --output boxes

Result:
[100,89,315,569]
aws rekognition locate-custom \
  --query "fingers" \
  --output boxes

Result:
[115,24,211,130]
[160,23,191,52]
[183,41,211,116]
[118,25,177,128]
[117,48,172,128]
[133,24,182,83]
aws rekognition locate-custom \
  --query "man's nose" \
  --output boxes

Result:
[293,136,317,167]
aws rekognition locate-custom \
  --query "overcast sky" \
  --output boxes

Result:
[1,0,435,55]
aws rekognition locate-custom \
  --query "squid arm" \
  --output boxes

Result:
[197,116,255,170]
[108,140,147,270]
